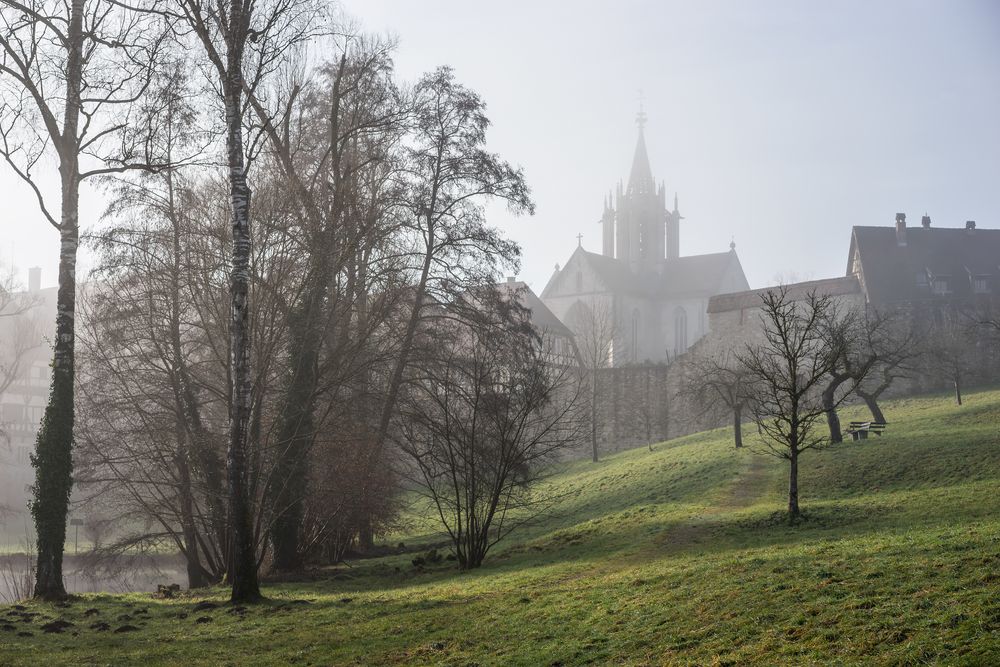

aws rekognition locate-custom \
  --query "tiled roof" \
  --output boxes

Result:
[565,249,742,299]
[498,281,575,338]
[849,225,1000,305]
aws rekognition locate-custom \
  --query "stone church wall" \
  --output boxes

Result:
[589,361,709,452]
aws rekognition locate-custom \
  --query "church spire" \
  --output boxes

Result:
[627,106,654,195]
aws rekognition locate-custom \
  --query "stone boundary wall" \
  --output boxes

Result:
[583,290,1000,456]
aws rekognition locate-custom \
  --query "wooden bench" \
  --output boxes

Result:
[847,421,887,440]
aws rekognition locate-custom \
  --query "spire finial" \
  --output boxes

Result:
[576,233,583,247]
[636,88,647,131]
[729,236,736,251]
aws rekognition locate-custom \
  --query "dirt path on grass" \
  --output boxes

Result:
[656,451,772,552]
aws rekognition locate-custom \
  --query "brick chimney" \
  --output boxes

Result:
[506,276,516,283]
[895,213,907,247]
[921,214,931,229]
[965,220,976,234]
[28,266,41,292]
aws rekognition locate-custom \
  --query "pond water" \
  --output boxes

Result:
[0,554,186,602]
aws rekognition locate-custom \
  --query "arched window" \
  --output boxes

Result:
[674,306,688,356]
[631,308,640,361]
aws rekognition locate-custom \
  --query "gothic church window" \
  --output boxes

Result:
[674,306,688,355]
[631,308,640,361]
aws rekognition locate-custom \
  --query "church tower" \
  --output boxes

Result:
[601,109,682,269]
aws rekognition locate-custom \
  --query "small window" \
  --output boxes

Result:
[931,278,950,295]
[915,271,928,287]
[973,277,990,294]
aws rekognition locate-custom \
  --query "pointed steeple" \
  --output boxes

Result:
[627,121,654,196]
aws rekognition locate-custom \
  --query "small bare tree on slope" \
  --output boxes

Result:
[738,287,847,520]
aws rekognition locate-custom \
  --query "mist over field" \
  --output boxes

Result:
[1,1,999,664]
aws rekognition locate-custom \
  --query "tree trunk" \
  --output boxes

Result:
[733,405,743,449]
[223,52,262,603]
[31,220,78,601]
[165,173,211,589]
[822,374,849,444]
[357,516,374,554]
[31,0,84,604]
[364,222,436,521]
[266,221,338,570]
[787,449,800,520]
[175,431,210,589]
[267,304,320,571]
[856,389,886,424]
[266,64,347,571]
[954,377,963,406]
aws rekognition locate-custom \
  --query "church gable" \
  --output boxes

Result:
[541,248,615,298]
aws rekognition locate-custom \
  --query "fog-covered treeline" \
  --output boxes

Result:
[0,0,581,602]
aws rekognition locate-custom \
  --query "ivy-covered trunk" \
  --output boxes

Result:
[31,217,78,601]
[268,302,321,571]
[31,0,84,602]
[265,60,347,570]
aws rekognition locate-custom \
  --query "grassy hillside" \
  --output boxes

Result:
[3,389,1000,665]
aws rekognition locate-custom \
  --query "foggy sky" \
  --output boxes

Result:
[3,0,999,294]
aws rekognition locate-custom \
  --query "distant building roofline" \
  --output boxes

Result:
[707,275,861,314]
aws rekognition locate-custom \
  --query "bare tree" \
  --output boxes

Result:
[566,298,616,461]
[924,313,979,406]
[819,307,917,442]
[818,307,874,444]
[245,38,408,571]
[848,310,920,425]
[75,62,224,589]
[970,303,1000,342]
[0,0,165,600]
[169,0,326,602]
[682,350,754,449]
[362,67,533,549]
[738,288,847,520]
[397,286,581,569]
[77,165,304,589]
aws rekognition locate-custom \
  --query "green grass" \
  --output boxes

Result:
[3,389,1000,665]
